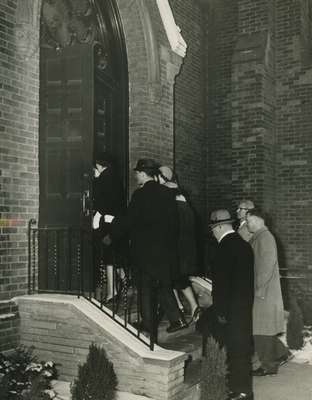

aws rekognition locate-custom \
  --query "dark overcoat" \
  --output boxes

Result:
[112,180,178,284]
[212,232,254,353]
[93,167,124,224]
[93,167,126,265]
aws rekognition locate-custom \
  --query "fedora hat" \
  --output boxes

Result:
[159,165,174,182]
[133,158,160,173]
[209,209,235,229]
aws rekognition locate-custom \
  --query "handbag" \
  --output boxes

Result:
[189,276,213,308]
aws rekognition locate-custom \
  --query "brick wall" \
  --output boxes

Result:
[169,0,207,218]
[0,300,19,352]
[206,0,312,297]
[206,0,239,212]
[275,0,312,294]
[0,0,40,301]
[231,0,276,213]
[206,0,276,214]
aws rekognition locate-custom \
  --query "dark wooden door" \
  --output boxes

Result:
[39,44,94,292]
[39,44,94,228]
[39,0,129,294]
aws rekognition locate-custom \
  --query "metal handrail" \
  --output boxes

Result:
[27,219,156,350]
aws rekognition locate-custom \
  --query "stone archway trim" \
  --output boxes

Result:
[156,0,187,58]
[135,0,162,102]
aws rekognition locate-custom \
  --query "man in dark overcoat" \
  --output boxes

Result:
[208,209,254,400]
[110,158,188,334]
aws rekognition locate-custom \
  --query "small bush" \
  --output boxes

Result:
[200,336,228,400]
[0,346,58,400]
[287,296,304,350]
[71,343,117,400]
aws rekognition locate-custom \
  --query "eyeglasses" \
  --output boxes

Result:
[237,207,249,211]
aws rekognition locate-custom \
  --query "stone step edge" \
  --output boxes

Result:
[52,380,156,400]
[0,312,18,321]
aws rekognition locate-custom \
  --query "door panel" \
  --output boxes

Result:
[40,44,94,228]
[39,44,94,292]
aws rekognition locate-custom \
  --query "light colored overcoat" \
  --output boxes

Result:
[249,226,285,336]
[237,220,253,242]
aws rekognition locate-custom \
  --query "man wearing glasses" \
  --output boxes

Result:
[236,200,255,242]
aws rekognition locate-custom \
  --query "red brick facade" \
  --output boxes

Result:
[170,0,207,216]
[206,0,312,297]
[0,0,40,302]
[1,0,312,315]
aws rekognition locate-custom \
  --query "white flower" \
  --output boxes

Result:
[26,362,43,372]
[42,370,53,377]
[44,389,57,398]
[44,361,54,368]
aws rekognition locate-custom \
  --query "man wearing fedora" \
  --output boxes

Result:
[110,158,188,335]
[208,209,254,400]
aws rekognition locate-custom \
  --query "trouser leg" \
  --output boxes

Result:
[254,335,282,373]
[139,279,180,331]
[227,350,252,394]
[158,286,181,324]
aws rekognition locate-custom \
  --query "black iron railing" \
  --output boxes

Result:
[28,219,156,350]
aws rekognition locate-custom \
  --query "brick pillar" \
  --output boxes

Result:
[231,0,276,212]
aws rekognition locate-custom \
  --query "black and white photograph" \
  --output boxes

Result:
[1,1,312,399]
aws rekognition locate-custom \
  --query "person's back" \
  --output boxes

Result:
[207,209,255,399]
[111,158,187,334]
[128,180,178,282]
[212,232,254,335]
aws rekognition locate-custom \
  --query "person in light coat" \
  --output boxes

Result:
[236,199,255,242]
[246,208,289,376]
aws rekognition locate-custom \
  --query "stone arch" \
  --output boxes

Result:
[116,0,161,103]
[15,0,183,189]
[116,0,185,185]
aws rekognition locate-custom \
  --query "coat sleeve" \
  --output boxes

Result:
[254,231,278,299]
[212,245,232,321]
[110,189,140,240]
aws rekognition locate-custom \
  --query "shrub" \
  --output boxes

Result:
[286,296,304,350]
[0,346,58,400]
[200,336,228,400]
[71,343,117,400]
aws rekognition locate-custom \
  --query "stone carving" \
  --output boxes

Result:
[40,0,98,50]
[15,0,40,60]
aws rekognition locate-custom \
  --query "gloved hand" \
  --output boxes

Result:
[92,212,102,229]
[217,315,227,325]
[102,234,112,246]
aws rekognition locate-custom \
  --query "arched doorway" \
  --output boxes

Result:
[38,0,128,292]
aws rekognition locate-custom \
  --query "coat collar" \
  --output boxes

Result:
[251,225,268,240]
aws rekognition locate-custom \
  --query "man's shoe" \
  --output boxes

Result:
[252,367,277,376]
[278,351,294,366]
[166,318,188,333]
[228,392,254,400]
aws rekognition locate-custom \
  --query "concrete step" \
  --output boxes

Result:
[159,329,203,362]
[177,359,202,400]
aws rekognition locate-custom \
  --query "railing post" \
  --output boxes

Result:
[28,219,36,294]
[77,232,82,298]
